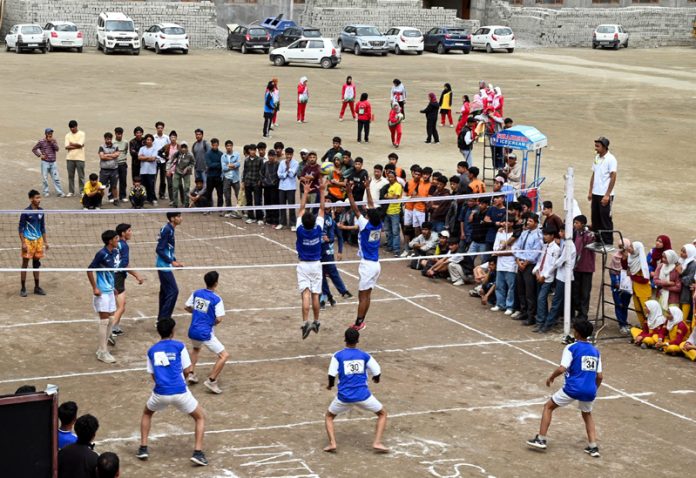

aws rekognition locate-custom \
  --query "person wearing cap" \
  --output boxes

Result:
[171,142,195,208]
[424,236,462,280]
[32,128,65,197]
[504,153,521,189]
[587,136,617,249]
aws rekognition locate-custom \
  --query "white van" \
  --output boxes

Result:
[96,12,140,55]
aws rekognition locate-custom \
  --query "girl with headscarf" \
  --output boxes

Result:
[630,299,665,347]
[271,77,280,128]
[387,103,403,148]
[648,235,671,278]
[609,238,633,335]
[297,77,308,123]
[678,244,696,326]
[492,86,504,115]
[653,249,681,310]
[439,83,453,127]
[420,92,440,144]
[680,326,696,361]
[339,75,356,121]
[656,306,690,355]
[390,79,406,117]
[622,240,652,328]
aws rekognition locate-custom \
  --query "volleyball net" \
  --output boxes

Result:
[2,188,542,273]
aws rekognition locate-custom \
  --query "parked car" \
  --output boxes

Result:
[142,23,189,54]
[43,21,83,52]
[269,37,340,69]
[5,24,47,53]
[260,14,297,40]
[227,24,271,54]
[272,26,321,48]
[471,25,515,53]
[337,25,388,56]
[423,26,471,54]
[384,27,423,55]
[593,24,629,49]
[96,12,140,55]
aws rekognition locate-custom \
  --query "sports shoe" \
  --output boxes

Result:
[204,379,222,394]
[121,198,129,203]
[44,192,50,197]
[66,192,74,197]
[328,297,336,307]
[257,220,265,225]
[107,334,116,346]
[504,309,514,316]
[136,445,149,460]
[111,327,124,336]
[490,306,502,312]
[187,372,199,384]
[352,322,366,332]
[399,250,410,258]
[510,311,521,319]
[312,320,321,334]
[20,288,27,297]
[339,117,344,122]
[58,193,66,198]
[95,207,101,210]
[320,300,326,310]
[341,291,353,299]
[245,218,255,224]
[96,351,116,364]
[452,280,464,286]
[468,289,479,297]
[153,200,158,206]
[275,224,284,230]
[526,435,547,450]
[301,322,312,340]
[584,446,601,458]
[619,326,630,335]
[291,226,297,232]
[191,450,208,466]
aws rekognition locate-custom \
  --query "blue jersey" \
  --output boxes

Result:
[18,206,45,240]
[357,215,381,262]
[321,215,343,258]
[88,246,120,294]
[296,216,324,262]
[58,430,77,450]
[561,341,602,402]
[118,239,130,269]
[186,288,225,341]
[328,348,381,403]
[155,223,176,269]
[147,339,189,396]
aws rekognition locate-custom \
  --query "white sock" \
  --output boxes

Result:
[98,319,109,352]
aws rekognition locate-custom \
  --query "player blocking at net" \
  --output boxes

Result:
[18,189,48,297]
[156,212,184,322]
[296,175,327,340]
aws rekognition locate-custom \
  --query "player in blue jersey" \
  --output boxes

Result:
[111,223,144,340]
[346,177,382,331]
[18,190,48,297]
[184,271,230,394]
[137,318,208,466]
[156,212,184,322]
[87,230,121,364]
[527,320,603,458]
[296,175,327,340]
[324,328,388,453]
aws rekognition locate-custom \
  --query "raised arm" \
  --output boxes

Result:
[297,176,311,218]
[346,181,361,218]
[364,176,374,209]
[318,177,326,219]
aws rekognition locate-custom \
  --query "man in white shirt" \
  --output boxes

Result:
[152,121,171,200]
[369,165,389,202]
[491,220,518,314]
[543,225,577,333]
[587,136,617,250]
[532,227,561,333]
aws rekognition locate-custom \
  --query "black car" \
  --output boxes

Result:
[423,27,471,54]
[227,25,271,54]
[271,26,321,48]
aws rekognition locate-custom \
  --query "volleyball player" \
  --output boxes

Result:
[156,212,183,322]
[19,190,48,297]
[111,223,144,340]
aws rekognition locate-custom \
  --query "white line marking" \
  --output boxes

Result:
[224,221,247,231]
[670,390,695,395]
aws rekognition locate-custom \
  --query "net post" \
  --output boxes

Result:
[563,167,575,340]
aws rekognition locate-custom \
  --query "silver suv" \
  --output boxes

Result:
[337,25,388,56]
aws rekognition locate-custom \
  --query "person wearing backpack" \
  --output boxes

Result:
[457,117,477,167]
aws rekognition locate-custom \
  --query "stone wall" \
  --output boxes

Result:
[300,0,480,40]
[1,0,219,48]
[485,0,696,47]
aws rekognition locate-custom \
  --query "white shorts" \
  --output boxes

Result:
[93,292,116,314]
[551,389,595,413]
[191,334,225,355]
[297,261,322,294]
[359,260,381,291]
[146,390,199,414]
[404,209,426,228]
[328,394,383,415]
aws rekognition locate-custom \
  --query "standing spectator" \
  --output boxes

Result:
[511,213,542,326]
[300,151,321,209]
[32,128,64,197]
[484,195,507,257]
[261,149,280,226]
[64,120,86,197]
[321,136,344,163]
[339,75,357,121]
[58,414,99,478]
[129,126,144,181]
[544,225,578,332]
[263,80,276,138]
[492,219,517,313]
[504,153,522,190]
[350,157,369,202]
[19,190,48,297]
[156,212,184,322]
[609,238,632,335]
[192,129,209,184]
[390,78,406,117]
[439,83,453,127]
[96,452,119,478]
[297,76,309,123]
[572,215,595,322]
[113,127,129,203]
[429,175,451,233]
[243,144,264,224]
[81,173,105,210]
[158,131,179,205]
[370,164,388,201]
[98,132,120,207]
[541,201,563,232]
[356,92,373,143]
[533,227,561,333]
[468,166,485,194]
[58,401,78,450]
[400,166,430,253]
[679,244,696,325]
[277,147,298,230]
[383,169,403,256]
[152,121,170,200]
[420,93,440,144]
[87,230,120,363]
[387,103,403,148]
[465,197,489,271]
[137,134,159,205]
[457,117,477,167]
[454,95,471,134]
[221,140,241,217]
[171,142,194,208]
[587,136,617,249]
[204,139,224,208]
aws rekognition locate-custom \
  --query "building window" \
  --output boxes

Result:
[510,0,524,4]
[592,0,620,3]
[632,0,659,3]
[535,0,563,5]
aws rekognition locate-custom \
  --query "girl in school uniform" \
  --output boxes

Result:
[656,305,690,355]
[678,244,696,327]
[631,299,665,348]
[653,249,681,310]
[387,103,403,148]
[390,79,406,117]
[439,83,453,127]
[623,240,652,329]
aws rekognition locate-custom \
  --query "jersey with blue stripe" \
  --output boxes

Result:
[357,215,381,262]
[147,339,188,396]
[89,247,120,294]
[561,341,602,402]
[296,216,324,262]
[329,348,380,403]
[18,206,45,240]
[156,223,176,269]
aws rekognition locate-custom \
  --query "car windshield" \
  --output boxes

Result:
[21,26,42,34]
[105,21,134,32]
[250,28,267,36]
[55,24,78,32]
[356,27,381,36]
[494,28,513,36]
[596,25,615,33]
[403,30,421,37]
[162,27,185,35]
[303,29,321,38]
[446,29,468,36]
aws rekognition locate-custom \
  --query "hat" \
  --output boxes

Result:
[180,141,188,147]
[594,136,610,148]
[45,128,54,134]
[333,153,343,160]
[440,230,450,238]
[300,148,309,155]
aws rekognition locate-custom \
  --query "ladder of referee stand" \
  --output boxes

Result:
[481,132,497,183]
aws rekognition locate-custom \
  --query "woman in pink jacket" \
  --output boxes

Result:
[297,76,308,123]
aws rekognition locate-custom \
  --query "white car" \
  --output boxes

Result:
[96,12,140,55]
[5,24,47,53]
[269,38,341,69]
[142,23,189,54]
[384,27,424,55]
[593,24,629,50]
[43,21,83,52]
[471,25,515,53]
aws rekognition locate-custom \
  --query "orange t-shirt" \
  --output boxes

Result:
[469,178,486,194]
[405,179,431,212]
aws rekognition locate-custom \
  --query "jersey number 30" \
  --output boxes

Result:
[343,360,365,375]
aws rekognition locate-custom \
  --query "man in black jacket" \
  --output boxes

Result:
[58,414,99,478]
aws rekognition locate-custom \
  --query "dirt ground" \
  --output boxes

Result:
[1,47,696,478]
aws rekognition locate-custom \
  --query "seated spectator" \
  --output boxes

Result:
[469,259,496,301]
[424,237,462,280]
[96,452,119,478]
[14,384,36,395]
[407,222,439,266]
[680,326,696,361]
[129,176,146,209]
[418,230,450,271]
[58,401,79,450]
[656,306,690,355]
[678,244,696,327]
[58,414,99,478]
[478,257,497,306]
[82,173,105,210]
[653,249,681,310]
[630,300,665,348]
[189,178,210,208]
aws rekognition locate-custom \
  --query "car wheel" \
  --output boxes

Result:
[273,55,285,66]
[142,38,147,49]
[624,40,629,48]
[337,40,343,52]
[133,48,140,56]
[182,49,188,55]
[15,45,21,54]
[155,43,161,54]
[241,43,248,54]
[47,42,53,52]
[320,57,332,69]
[507,48,514,53]
[263,48,269,54]
[354,44,361,55]
[485,43,493,53]
[77,47,83,53]
[394,45,400,55]
[436,42,446,55]
[5,44,9,52]
[613,41,619,50]
[464,48,471,55]
[416,50,423,55]
[41,47,47,54]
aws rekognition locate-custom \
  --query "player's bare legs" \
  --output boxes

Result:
[139,407,154,448]
[324,411,338,452]
[372,408,389,452]
[312,292,320,321]
[301,288,311,322]
[358,289,372,318]
[539,400,558,436]
[189,346,201,379]
[113,291,126,329]
[190,406,206,451]
[209,350,230,381]
[581,411,597,444]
